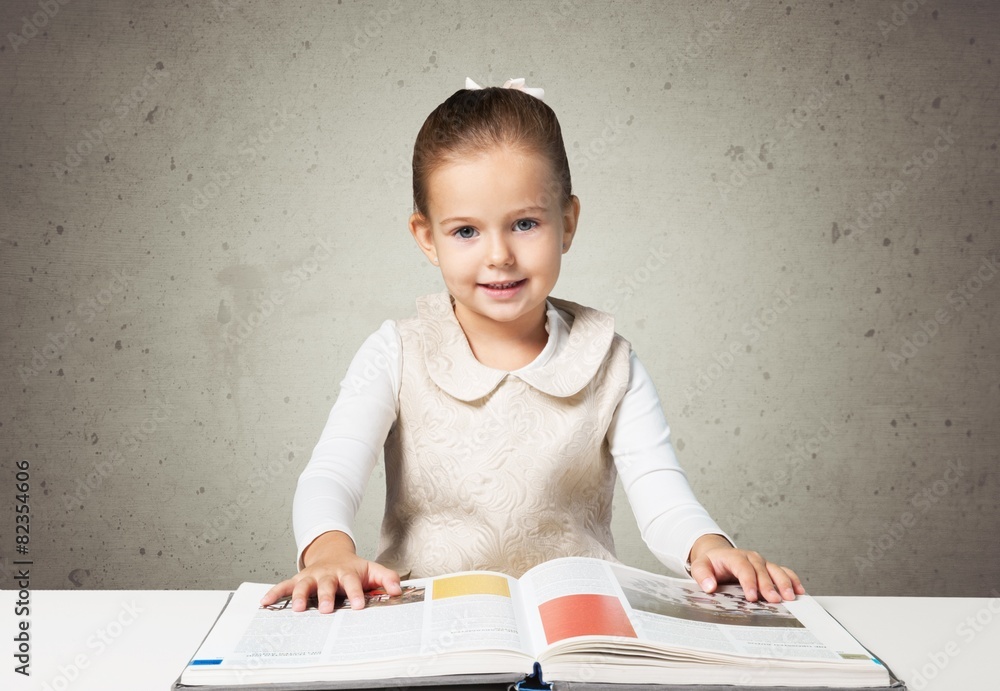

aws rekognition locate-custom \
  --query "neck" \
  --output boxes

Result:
[452,300,550,368]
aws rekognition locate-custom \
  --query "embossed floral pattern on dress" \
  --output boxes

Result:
[377,290,632,579]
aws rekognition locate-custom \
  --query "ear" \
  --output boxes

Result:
[560,195,581,254]
[408,212,439,265]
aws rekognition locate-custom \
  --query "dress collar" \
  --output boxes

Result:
[415,289,616,401]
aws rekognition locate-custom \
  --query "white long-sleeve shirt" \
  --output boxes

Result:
[293,299,733,576]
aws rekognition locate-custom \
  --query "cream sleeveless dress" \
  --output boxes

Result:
[375,290,632,579]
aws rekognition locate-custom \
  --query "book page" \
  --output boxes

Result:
[183,574,534,682]
[520,557,854,663]
[187,582,426,676]
[424,572,533,657]
[519,557,639,652]
[609,563,843,661]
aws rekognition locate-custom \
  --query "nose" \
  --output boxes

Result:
[486,231,514,268]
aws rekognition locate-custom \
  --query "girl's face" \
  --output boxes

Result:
[409,147,580,339]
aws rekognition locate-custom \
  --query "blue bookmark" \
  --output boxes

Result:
[514,661,552,690]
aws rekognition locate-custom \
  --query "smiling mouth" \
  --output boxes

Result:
[480,279,525,289]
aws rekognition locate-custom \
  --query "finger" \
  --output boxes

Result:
[783,566,806,594]
[290,577,316,612]
[688,558,718,593]
[340,572,367,610]
[754,563,786,603]
[745,552,783,603]
[316,576,337,614]
[732,554,761,602]
[260,579,294,606]
[766,562,797,600]
[371,564,403,596]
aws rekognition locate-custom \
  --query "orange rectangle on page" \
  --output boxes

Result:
[538,594,637,645]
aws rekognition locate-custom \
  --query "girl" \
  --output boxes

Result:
[261,77,804,614]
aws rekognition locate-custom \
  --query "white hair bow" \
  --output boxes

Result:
[465,77,544,101]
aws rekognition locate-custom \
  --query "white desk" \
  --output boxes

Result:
[2,589,997,690]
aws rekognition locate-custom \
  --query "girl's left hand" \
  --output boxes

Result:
[687,534,806,603]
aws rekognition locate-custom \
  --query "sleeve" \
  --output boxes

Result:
[608,349,736,577]
[291,319,401,572]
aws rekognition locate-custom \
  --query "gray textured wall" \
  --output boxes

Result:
[1,0,997,596]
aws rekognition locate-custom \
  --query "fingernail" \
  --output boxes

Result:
[747,588,757,600]
[700,578,713,591]
[293,598,304,609]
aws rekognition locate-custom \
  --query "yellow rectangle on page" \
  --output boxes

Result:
[432,574,511,600]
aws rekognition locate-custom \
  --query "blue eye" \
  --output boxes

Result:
[454,227,477,239]
[515,219,538,231]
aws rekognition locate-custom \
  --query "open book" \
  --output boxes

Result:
[176,556,902,690]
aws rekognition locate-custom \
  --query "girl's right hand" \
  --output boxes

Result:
[259,531,402,613]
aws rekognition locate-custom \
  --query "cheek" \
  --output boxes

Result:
[437,249,476,278]
[529,239,563,268]
[444,247,475,268]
